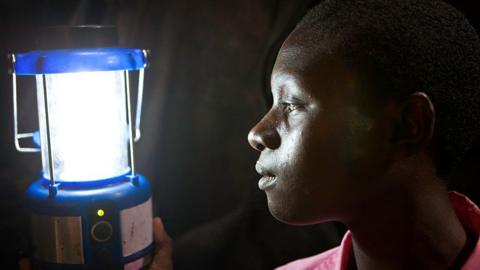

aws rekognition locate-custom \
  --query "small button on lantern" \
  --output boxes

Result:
[11,45,153,269]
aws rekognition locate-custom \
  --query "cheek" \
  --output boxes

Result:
[293,117,370,203]
[266,108,378,224]
[270,121,352,222]
[299,118,352,180]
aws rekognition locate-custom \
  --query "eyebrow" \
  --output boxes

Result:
[271,72,309,101]
[271,71,302,93]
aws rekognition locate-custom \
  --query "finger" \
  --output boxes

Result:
[149,217,173,270]
[153,217,171,246]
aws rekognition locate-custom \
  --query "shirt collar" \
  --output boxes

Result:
[334,191,480,270]
[449,191,480,270]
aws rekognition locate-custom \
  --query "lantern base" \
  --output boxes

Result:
[25,173,153,270]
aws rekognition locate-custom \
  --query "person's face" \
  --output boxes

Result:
[248,36,392,225]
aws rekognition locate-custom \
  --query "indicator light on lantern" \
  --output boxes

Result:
[97,209,105,217]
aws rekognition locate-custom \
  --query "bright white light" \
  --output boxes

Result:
[36,71,130,181]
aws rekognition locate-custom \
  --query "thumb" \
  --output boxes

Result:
[149,217,173,270]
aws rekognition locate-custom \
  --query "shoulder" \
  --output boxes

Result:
[275,246,341,270]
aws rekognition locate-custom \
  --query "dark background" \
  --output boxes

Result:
[0,0,479,269]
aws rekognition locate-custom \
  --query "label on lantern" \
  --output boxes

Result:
[120,198,153,257]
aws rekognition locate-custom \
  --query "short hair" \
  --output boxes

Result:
[292,0,480,177]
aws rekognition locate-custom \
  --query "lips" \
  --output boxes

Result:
[255,161,277,190]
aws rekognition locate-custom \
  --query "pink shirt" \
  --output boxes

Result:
[277,192,480,270]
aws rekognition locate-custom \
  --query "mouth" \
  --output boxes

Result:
[255,162,277,190]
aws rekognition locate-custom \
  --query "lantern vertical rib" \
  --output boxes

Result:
[125,70,136,176]
[12,70,20,150]
[42,74,56,186]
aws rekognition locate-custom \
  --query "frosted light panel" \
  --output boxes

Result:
[36,71,130,181]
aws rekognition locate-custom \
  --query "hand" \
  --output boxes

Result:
[149,217,173,270]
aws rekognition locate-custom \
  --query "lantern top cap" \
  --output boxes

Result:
[13,48,148,75]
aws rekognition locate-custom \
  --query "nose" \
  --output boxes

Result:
[248,116,281,151]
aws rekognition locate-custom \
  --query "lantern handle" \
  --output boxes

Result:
[10,54,41,153]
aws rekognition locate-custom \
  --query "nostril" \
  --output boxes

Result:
[255,143,265,151]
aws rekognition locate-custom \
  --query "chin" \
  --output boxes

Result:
[266,195,329,226]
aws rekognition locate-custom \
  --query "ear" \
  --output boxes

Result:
[390,92,435,151]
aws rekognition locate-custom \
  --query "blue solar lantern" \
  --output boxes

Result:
[10,47,153,269]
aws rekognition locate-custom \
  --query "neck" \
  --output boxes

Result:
[346,164,467,270]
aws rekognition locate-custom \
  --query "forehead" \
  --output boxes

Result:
[271,37,357,99]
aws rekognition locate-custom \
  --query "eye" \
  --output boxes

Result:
[281,102,302,113]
